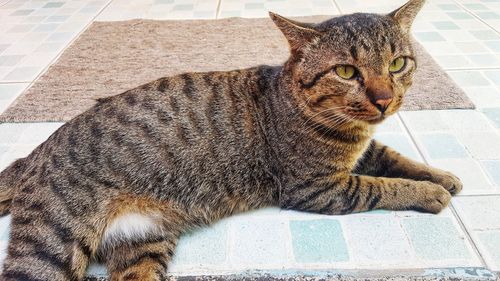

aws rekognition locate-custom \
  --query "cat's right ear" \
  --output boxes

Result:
[388,0,425,33]
[269,12,322,55]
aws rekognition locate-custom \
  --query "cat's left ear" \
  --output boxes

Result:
[269,12,322,55]
[388,0,425,32]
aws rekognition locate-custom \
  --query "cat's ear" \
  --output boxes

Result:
[388,0,425,32]
[269,12,322,55]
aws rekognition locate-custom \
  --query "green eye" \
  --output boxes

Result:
[335,65,356,80]
[389,57,406,73]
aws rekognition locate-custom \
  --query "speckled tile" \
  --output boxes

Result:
[290,219,349,263]
[0,83,28,113]
[0,0,498,277]
[481,160,500,186]
[401,217,473,261]
[456,131,500,160]
[454,196,500,230]
[228,217,289,268]
[0,0,111,83]
[415,133,469,159]
[342,216,412,264]
[97,0,218,20]
[374,133,421,161]
[171,220,228,267]
[218,0,340,18]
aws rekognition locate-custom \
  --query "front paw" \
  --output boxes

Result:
[414,181,452,214]
[428,170,463,195]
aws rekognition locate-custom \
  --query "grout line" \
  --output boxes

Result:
[331,0,343,15]
[0,0,12,8]
[445,66,500,72]
[215,0,222,19]
[452,0,500,37]
[0,81,31,84]
[398,112,490,269]
[456,193,500,197]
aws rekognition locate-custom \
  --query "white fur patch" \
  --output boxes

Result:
[103,212,161,245]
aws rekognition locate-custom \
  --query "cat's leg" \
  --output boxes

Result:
[101,196,186,281]
[105,238,177,281]
[354,140,462,194]
[1,190,92,281]
[282,174,451,214]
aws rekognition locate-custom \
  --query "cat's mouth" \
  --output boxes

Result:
[366,115,386,124]
[346,112,386,124]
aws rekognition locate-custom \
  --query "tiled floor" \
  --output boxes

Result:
[1,0,500,279]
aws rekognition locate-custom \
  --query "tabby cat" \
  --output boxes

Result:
[0,0,462,280]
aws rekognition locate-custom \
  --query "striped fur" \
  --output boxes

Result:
[0,1,462,280]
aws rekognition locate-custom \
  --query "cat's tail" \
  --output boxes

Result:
[0,158,26,216]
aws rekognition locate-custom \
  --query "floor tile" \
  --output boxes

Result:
[401,217,472,261]
[475,231,500,271]
[229,217,289,267]
[434,54,473,69]
[290,219,349,263]
[0,123,30,144]
[342,216,412,264]
[0,215,10,242]
[399,111,450,132]
[97,0,218,20]
[439,110,495,132]
[0,83,28,113]
[429,158,495,195]
[172,220,227,266]
[0,122,63,145]
[461,86,500,109]
[373,133,421,161]
[375,114,404,133]
[0,144,39,171]
[16,122,64,144]
[448,70,491,87]
[415,31,446,42]
[1,0,499,276]
[0,0,111,83]
[484,70,500,86]
[2,66,41,81]
[415,133,469,159]
[481,160,500,186]
[455,131,500,160]
[453,196,500,230]
[481,108,500,128]
[219,0,339,18]
[85,264,107,278]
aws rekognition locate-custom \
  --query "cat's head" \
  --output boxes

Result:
[271,0,424,125]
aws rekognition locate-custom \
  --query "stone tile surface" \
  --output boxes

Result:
[290,219,349,263]
[0,0,499,277]
[401,217,472,261]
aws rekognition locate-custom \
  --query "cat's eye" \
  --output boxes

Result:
[389,57,406,73]
[335,65,356,80]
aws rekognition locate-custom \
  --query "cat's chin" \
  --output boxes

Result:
[366,117,385,125]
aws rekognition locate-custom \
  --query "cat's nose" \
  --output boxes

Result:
[372,98,393,113]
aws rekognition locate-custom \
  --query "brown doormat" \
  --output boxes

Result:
[0,17,474,123]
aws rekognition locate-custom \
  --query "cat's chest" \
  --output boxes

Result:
[329,135,373,172]
[280,130,374,179]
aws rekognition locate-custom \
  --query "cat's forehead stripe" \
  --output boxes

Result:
[350,46,358,61]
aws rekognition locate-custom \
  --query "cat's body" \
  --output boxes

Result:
[0,1,462,280]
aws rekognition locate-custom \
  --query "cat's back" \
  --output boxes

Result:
[88,68,268,156]
[11,66,278,203]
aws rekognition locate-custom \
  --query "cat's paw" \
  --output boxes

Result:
[414,182,452,214]
[429,170,463,195]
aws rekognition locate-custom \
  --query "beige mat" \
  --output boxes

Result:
[0,17,474,122]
